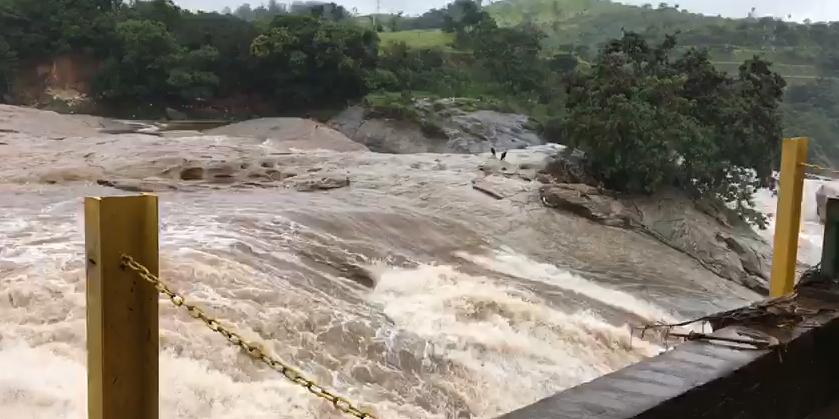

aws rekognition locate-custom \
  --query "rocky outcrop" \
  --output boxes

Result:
[287,173,350,192]
[206,117,368,152]
[472,176,530,200]
[533,159,772,292]
[329,98,545,154]
[336,116,451,154]
[445,110,542,153]
[632,193,771,292]
[540,184,640,228]
[96,179,178,193]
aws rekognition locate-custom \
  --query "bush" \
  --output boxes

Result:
[564,34,785,227]
[363,92,421,121]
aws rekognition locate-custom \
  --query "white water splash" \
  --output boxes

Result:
[752,177,839,266]
[454,249,677,323]
[0,105,760,419]
[371,261,661,418]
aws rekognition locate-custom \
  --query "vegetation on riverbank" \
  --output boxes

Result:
[0,0,825,224]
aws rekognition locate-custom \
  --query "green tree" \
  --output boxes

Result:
[234,3,253,21]
[95,19,219,103]
[173,12,258,97]
[564,37,700,193]
[473,25,545,92]
[95,20,179,101]
[250,15,378,108]
[443,0,494,45]
[0,35,17,99]
[374,42,467,95]
[1,0,118,58]
[167,45,220,100]
[564,33,785,226]
[389,12,403,32]
[128,0,183,30]
[549,53,578,74]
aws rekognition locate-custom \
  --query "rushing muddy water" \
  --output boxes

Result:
[0,105,820,418]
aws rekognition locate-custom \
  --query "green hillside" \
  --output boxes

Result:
[486,0,824,79]
[382,0,829,81]
[371,0,839,166]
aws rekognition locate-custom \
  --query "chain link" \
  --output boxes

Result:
[801,162,839,175]
[120,254,377,419]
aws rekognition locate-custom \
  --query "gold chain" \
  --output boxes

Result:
[801,162,839,175]
[120,254,377,419]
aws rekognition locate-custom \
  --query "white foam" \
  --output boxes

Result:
[0,344,85,419]
[752,177,839,266]
[454,249,678,323]
[371,262,661,417]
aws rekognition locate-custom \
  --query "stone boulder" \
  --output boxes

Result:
[286,174,350,192]
[344,118,450,154]
[538,181,772,292]
[539,183,640,228]
[538,150,599,185]
[446,110,543,154]
[207,118,368,152]
[631,192,771,293]
[472,176,529,200]
[329,99,545,155]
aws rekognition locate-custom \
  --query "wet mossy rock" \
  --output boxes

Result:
[329,97,545,154]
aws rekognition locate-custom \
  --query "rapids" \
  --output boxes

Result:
[0,105,819,418]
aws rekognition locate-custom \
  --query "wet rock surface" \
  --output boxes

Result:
[537,175,772,292]
[0,104,773,294]
[2,104,773,419]
[206,117,369,152]
[329,98,544,154]
[540,184,640,228]
[471,146,771,292]
[632,193,772,293]
[287,173,350,192]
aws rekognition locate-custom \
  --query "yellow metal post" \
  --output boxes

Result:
[770,138,809,297]
[85,195,159,419]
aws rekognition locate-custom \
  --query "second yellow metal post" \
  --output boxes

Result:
[770,137,809,297]
[85,195,159,419]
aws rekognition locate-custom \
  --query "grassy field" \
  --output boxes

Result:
[379,30,455,51]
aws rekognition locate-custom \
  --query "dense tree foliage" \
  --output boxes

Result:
[95,19,183,101]
[0,0,118,58]
[473,26,544,92]
[229,1,350,22]
[250,15,377,107]
[564,33,784,225]
[0,0,374,109]
[0,36,16,97]
[374,42,467,94]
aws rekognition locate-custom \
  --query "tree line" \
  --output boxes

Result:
[0,0,788,224]
[0,0,367,109]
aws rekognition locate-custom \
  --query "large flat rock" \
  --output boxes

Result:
[207,117,368,152]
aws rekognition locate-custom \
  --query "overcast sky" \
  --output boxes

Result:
[173,0,839,22]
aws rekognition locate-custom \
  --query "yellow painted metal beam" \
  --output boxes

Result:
[85,195,159,419]
[770,138,809,297]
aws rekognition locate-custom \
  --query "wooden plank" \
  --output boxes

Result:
[85,195,159,419]
[770,138,809,297]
